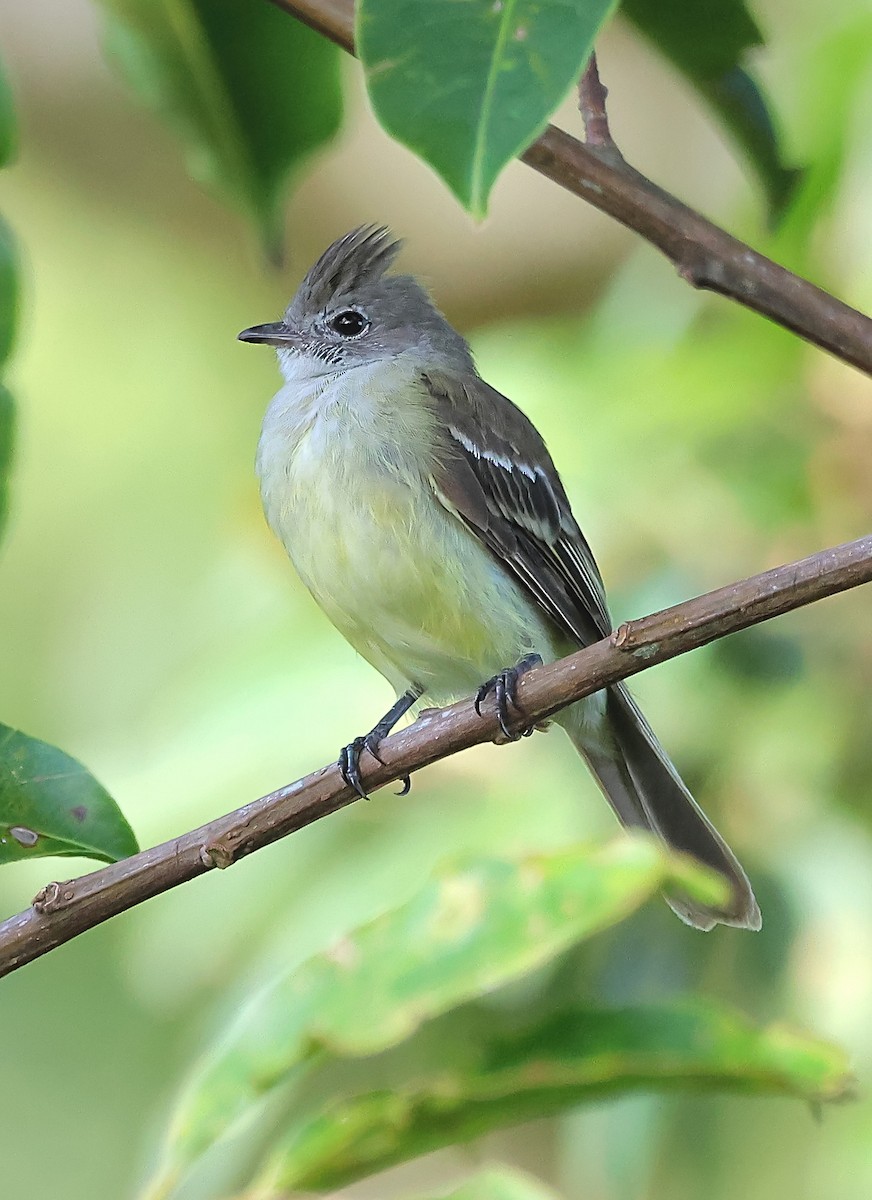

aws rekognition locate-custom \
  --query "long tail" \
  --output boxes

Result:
[559,684,761,931]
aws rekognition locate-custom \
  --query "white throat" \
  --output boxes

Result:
[276,347,344,385]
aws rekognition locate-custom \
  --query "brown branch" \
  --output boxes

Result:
[269,0,872,377]
[520,128,872,371]
[1,534,870,979]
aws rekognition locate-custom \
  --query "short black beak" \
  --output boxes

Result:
[237,321,293,346]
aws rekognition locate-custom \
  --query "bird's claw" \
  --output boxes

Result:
[339,737,369,799]
[339,731,412,799]
[474,654,543,741]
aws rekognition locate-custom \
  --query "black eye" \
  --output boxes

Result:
[329,309,369,338]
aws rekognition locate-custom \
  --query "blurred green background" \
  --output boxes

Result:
[1,0,872,1197]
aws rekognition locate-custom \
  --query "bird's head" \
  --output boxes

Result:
[238,225,472,383]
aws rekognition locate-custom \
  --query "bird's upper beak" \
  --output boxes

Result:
[237,321,295,346]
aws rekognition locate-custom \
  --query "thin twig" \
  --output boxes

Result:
[268,0,872,377]
[578,52,616,153]
[0,534,870,979]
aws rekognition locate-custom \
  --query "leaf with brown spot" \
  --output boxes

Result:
[0,724,138,865]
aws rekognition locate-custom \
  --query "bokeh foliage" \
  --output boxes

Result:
[0,54,135,865]
[98,0,343,254]
[622,0,798,214]
[1,1,871,1199]
[0,54,16,543]
[144,844,850,1199]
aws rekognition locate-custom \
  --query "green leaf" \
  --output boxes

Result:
[358,0,619,218]
[0,54,17,168]
[258,1000,852,1192]
[97,0,342,254]
[0,724,138,865]
[0,385,12,548]
[141,839,731,1197]
[622,0,798,215]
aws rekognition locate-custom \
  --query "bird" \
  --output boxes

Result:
[238,225,761,932]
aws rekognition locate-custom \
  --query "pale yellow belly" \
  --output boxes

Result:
[278,467,559,702]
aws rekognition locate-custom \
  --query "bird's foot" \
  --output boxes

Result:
[339,733,411,800]
[338,688,421,799]
[474,654,543,741]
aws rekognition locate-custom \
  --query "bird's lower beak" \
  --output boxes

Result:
[237,322,295,346]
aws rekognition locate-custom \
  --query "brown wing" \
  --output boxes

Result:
[422,369,612,648]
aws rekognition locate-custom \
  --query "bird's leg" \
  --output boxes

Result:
[339,686,424,799]
[475,654,543,741]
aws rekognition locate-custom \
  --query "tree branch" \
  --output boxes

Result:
[269,0,872,377]
[0,534,870,979]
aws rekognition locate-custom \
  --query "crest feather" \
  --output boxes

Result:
[294,225,402,312]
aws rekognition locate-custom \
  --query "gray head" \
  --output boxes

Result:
[238,226,473,381]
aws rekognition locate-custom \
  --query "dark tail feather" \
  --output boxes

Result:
[562,684,761,932]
